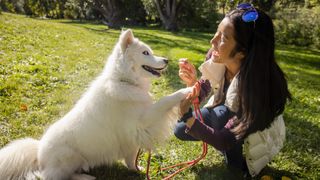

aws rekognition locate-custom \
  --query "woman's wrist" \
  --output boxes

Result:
[179,108,196,128]
[180,108,193,122]
[185,117,195,128]
[186,79,197,87]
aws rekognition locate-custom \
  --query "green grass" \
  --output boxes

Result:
[0,13,319,179]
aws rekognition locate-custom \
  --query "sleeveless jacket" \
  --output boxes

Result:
[199,60,285,177]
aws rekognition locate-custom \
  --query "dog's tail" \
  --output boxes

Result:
[0,138,39,179]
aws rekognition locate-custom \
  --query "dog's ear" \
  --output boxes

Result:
[120,29,134,53]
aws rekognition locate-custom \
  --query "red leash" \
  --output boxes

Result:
[160,98,208,180]
[135,148,152,180]
[135,96,208,179]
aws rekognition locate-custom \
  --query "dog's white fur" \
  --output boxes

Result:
[0,29,191,180]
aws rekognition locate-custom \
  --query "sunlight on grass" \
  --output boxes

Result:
[168,48,204,62]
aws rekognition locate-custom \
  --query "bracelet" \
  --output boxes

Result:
[180,108,193,122]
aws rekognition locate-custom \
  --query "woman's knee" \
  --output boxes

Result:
[207,105,235,129]
[174,122,197,141]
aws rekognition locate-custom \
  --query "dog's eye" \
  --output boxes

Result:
[142,51,149,55]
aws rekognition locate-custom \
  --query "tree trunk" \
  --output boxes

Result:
[153,0,180,31]
[92,0,124,29]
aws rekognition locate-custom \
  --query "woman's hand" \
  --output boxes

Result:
[179,83,201,116]
[178,58,197,87]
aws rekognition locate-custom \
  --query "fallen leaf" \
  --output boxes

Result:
[20,104,28,111]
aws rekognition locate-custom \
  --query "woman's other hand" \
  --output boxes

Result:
[179,58,197,87]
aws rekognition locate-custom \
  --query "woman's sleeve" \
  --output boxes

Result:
[198,79,211,103]
[185,118,237,151]
[198,48,214,103]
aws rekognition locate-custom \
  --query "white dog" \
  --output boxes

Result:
[0,29,191,180]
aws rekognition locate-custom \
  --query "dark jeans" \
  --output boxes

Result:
[174,105,246,171]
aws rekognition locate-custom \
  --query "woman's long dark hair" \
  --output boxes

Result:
[226,8,292,139]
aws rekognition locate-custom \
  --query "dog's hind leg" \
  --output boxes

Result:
[124,147,140,171]
[39,146,88,180]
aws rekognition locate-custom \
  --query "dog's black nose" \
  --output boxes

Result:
[163,59,169,64]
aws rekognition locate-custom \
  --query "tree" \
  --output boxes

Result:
[89,0,124,28]
[64,0,91,19]
[215,0,278,13]
[142,0,219,31]
[151,0,182,31]
[251,0,276,11]
[89,0,146,28]
[0,0,67,18]
[178,0,218,30]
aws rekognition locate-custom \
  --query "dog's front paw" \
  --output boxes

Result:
[179,87,193,96]
[172,87,193,100]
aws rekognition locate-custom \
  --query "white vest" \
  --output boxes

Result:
[199,60,285,177]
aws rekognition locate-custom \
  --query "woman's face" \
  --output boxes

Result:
[210,17,242,67]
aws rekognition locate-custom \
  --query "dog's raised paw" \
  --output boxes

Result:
[180,87,193,96]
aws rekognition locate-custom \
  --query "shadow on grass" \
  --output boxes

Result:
[56,20,210,56]
[282,112,320,174]
[192,163,298,180]
[276,51,320,71]
[58,20,122,35]
[89,163,144,180]
[58,20,213,43]
[256,166,299,180]
[276,45,320,178]
[192,163,243,180]
[276,44,320,56]
[133,31,209,55]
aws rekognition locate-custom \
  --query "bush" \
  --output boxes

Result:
[0,0,66,18]
[178,0,221,31]
[273,6,320,48]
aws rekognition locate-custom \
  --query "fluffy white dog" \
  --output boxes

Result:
[0,29,191,180]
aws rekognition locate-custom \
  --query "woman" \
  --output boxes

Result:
[175,3,291,177]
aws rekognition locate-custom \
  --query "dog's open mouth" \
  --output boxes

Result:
[142,65,167,77]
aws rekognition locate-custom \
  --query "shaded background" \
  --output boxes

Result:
[1,0,320,48]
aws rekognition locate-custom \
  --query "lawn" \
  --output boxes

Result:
[0,13,319,180]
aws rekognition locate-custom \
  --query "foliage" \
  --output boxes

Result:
[64,0,148,28]
[64,0,96,20]
[178,0,219,31]
[250,0,276,11]
[1,13,320,179]
[275,0,320,8]
[215,0,276,13]
[141,0,158,18]
[273,5,320,48]
[0,0,24,13]
[141,0,220,31]
[0,0,66,18]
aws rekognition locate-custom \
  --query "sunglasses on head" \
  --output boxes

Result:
[237,3,259,22]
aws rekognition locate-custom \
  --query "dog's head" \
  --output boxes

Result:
[119,29,168,79]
